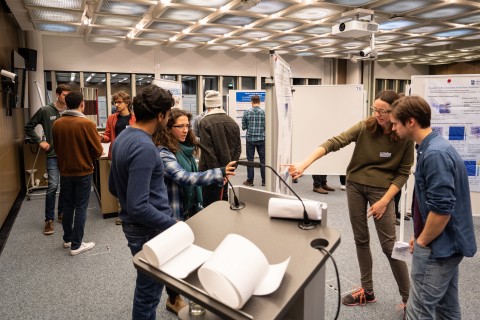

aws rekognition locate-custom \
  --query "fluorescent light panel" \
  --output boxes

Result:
[31,10,81,22]
[25,0,82,10]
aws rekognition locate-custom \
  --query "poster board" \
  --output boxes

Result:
[291,85,366,175]
[410,75,480,216]
[152,78,182,109]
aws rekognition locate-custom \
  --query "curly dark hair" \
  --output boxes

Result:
[152,108,199,154]
[132,85,173,121]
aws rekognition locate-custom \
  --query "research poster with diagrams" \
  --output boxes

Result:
[425,78,480,192]
[273,54,294,194]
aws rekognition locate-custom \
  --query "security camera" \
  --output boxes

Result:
[359,47,372,57]
[1,69,17,82]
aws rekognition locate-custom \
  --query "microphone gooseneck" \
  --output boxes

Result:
[227,178,245,210]
[236,160,317,230]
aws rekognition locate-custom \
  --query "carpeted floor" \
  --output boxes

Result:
[0,166,479,320]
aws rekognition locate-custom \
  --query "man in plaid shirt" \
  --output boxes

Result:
[242,95,265,187]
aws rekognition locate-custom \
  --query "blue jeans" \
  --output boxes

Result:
[60,174,92,250]
[45,157,63,221]
[122,223,165,320]
[246,140,265,182]
[406,241,463,320]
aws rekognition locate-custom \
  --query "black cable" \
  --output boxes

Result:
[313,245,341,320]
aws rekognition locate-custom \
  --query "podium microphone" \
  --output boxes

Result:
[236,161,317,230]
[227,178,245,210]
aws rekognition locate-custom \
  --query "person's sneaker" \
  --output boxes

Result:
[396,218,401,226]
[293,179,298,183]
[165,295,187,315]
[243,180,254,187]
[57,213,63,222]
[322,184,335,192]
[262,180,265,186]
[313,187,328,194]
[342,288,376,306]
[339,185,346,191]
[43,220,54,235]
[115,218,122,225]
[63,242,71,248]
[70,242,95,256]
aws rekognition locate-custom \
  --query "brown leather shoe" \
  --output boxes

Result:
[322,184,335,191]
[166,295,187,315]
[43,220,54,235]
[313,187,328,194]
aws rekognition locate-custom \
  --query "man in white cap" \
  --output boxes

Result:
[198,90,241,207]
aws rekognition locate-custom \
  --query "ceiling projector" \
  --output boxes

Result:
[332,20,378,38]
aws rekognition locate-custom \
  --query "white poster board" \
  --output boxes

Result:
[272,54,294,194]
[291,85,366,175]
[411,75,480,215]
[152,78,183,109]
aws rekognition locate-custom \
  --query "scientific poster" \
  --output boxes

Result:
[425,78,480,191]
[273,54,293,194]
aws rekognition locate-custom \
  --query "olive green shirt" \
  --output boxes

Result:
[320,120,414,189]
[24,103,61,158]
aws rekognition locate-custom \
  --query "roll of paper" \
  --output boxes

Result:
[198,234,290,309]
[268,198,323,220]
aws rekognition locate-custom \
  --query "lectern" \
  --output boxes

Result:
[133,186,341,319]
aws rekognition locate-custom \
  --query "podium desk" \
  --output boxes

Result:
[134,187,341,320]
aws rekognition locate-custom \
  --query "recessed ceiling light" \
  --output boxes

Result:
[206,45,232,50]
[100,1,149,15]
[176,0,230,7]
[213,14,257,26]
[89,37,120,44]
[244,1,290,14]
[379,19,418,31]
[325,0,376,6]
[414,5,472,19]
[96,16,136,27]
[25,0,82,10]
[372,0,439,14]
[36,23,77,33]
[134,40,161,46]
[160,8,210,21]
[31,10,80,22]
[286,7,339,20]
[260,20,301,31]
[432,29,477,38]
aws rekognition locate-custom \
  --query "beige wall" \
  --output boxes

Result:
[0,8,25,228]
[42,35,325,79]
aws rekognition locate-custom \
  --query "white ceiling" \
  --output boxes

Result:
[5,0,480,65]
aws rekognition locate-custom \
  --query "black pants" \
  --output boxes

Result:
[202,184,228,208]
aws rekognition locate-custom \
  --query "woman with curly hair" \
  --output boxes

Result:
[152,108,236,315]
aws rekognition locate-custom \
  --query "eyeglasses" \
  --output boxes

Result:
[370,106,391,115]
[172,124,191,130]
[114,100,124,105]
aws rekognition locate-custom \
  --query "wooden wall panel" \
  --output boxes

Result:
[0,5,25,228]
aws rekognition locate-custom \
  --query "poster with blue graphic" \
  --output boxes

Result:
[425,77,480,191]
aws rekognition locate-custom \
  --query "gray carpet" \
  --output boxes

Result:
[0,166,479,320]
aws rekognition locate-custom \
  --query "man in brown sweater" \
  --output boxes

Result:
[53,92,103,256]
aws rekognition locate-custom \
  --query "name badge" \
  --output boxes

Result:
[50,116,57,120]
[380,152,391,158]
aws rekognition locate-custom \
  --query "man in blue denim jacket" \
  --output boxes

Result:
[390,95,476,320]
